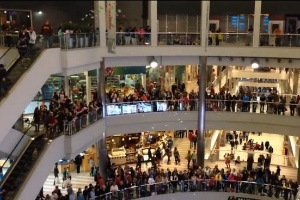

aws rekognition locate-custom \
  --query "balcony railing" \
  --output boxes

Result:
[0,32,100,49]
[105,99,299,117]
[90,180,297,200]
[63,110,103,136]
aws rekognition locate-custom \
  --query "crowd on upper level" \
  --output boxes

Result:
[32,90,102,136]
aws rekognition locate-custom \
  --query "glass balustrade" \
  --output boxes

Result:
[105,99,300,117]
[158,32,201,46]
[63,110,103,136]
[0,32,100,50]
[90,180,297,200]
[260,33,300,47]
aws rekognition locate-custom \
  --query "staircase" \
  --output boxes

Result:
[171,137,191,170]
[1,135,49,200]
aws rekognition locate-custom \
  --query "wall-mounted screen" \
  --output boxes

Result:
[156,102,167,112]
[107,104,122,116]
[122,104,137,114]
[137,102,152,113]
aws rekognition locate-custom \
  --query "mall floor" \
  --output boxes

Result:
[42,134,297,196]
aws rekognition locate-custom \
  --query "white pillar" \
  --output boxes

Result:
[84,72,92,103]
[149,1,158,46]
[94,1,107,47]
[253,1,262,47]
[201,0,210,48]
[64,76,70,97]
[141,74,146,90]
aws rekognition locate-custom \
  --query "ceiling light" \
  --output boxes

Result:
[38,11,43,15]
[149,56,158,68]
[251,58,259,69]
[4,11,6,13]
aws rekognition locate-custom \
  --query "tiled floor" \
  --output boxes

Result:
[218,132,286,166]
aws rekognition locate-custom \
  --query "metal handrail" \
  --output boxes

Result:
[90,179,298,200]
[0,47,12,61]
[0,125,34,187]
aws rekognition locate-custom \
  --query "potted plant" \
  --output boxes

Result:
[80,24,92,47]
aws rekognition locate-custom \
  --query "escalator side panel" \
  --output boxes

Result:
[0,48,61,149]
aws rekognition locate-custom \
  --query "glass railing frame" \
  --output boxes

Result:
[63,110,103,136]
[90,179,297,200]
[105,99,300,116]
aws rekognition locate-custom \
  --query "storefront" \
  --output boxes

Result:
[52,145,99,174]
[106,131,173,166]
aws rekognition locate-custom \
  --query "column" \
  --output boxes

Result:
[84,71,92,103]
[197,56,207,168]
[148,1,158,46]
[97,61,106,116]
[97,61,108,180]
[201,0,210,47]
[293,69,299,95]
[97,132,108,180]
[64,76,70,97]
[94,1,107,47]
[253,0,262,47]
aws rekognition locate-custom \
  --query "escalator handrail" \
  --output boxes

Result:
[0,125,33,170]
[0,47,12,61]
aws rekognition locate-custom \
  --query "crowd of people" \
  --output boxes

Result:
[32,90,102,136]
[38,154,298,200]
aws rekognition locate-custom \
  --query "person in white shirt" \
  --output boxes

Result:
[28,26,37,56]
[110,182,119,198]
[50,191,58,200]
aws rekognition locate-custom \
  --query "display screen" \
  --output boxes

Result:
[122,104,137,114]
[156,102,167,112]
[107,104,122,116]
[137,102,152,113]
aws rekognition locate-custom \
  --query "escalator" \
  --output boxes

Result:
[0,47,61,151]
[0,46,43,102]
[1,134,49,200]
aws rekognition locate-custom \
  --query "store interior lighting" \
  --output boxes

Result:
[149,57,158,68]
[251,58,259,69]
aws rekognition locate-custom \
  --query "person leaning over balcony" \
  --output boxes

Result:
[245,25,253,46]
[273,26,282,47]
[41,20,54,48]
[290,97,296,116]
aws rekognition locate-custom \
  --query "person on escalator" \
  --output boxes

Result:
[0,64,7,96]
[16,35,28,65]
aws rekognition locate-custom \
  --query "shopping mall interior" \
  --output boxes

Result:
[1,0,300,199]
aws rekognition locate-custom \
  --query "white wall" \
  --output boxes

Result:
[62,47,300,70]
[0,48,62,153]
[105,111,300,136]
[0,129,31,159]
[231,70,289,80]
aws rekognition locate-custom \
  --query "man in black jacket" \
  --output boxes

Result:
[74,155,83,173]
